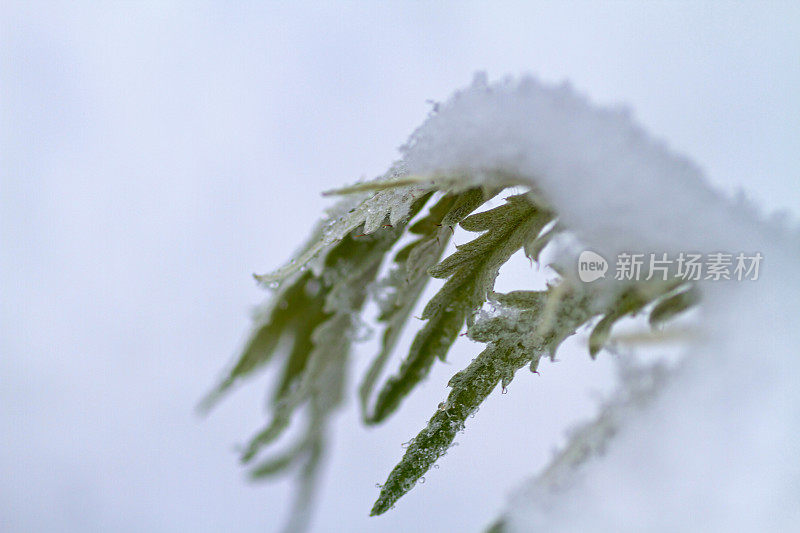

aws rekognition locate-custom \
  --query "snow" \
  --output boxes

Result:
[396,71,800,531]
[506,256,800,531]
[408,78,800,531]
[403,74,777,264]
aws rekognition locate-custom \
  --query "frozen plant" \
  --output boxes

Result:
[202,73,794,531]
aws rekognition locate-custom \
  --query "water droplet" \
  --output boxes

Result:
[418,477,426,484]
[502,386,508,394]
[433,464,440,470]
[269,281,279,289]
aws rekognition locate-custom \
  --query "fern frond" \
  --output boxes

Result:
[240,202,427,454]
[198,271,323,412]
[368,193,554,424]
[254,169,434,286]
[371,276,698,513]
[360,188,493,422]
[370,285,596,515]
[208,171,700,528]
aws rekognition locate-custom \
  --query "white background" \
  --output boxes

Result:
[2,2,798,532]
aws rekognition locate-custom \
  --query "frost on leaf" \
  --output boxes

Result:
[370,277,697,515]
[367,193,553,424]
[359,188,490,422]
[205,76,705,531]
[253,167,431,286]
[203,192,430,531]
[370,284,597,515]
[206,173,699,529]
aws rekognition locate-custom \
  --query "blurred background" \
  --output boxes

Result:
[2,2,798,531]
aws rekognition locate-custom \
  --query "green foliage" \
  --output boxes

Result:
[360,189,490,422]
[371,286,592,515]
[202,171,699,530]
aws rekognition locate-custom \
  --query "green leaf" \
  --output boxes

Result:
[206,165,703,527]
[198,271,321,412]
[270,284,330,406]
[322,169,525,198]
[370,340,520,516]
[588,280,687,358]
[368,194,553,424]
[649,284,700,327]
[255,172,432,285]
[241,215,418,461]
[360,189,491,423]
[371,286,596,515]
[235,221,407,530]
[523,221,559,263]
[208,192,431,531]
